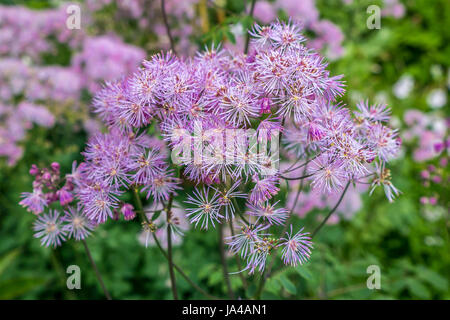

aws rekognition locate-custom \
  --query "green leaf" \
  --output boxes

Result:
[240,15,254,30]
[198,264,215,280]
[415,266,448,292]
[230,276,241,291]
[279,275,297,295]
[0,277,48,299]
[246,282,257,298]
[0,249,21,277]
[207,270,223,286]
[406,279,431,299]
[389,279,409,294]
[261,291,281,299]
[295,265,313,280]
[151,211,161,221]
[265,277,281,295]
[225,30,236,44]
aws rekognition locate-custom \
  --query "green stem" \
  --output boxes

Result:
[161,0,177,55]
[282,153,321,174]
[50,250,77,300]
[232,198,250,225]
[254,269,266,299]
[260,157,309,289]
[152,232,219,299]
[219,222,234,299]
[133,188,218,299]
[82,239,112,300]
[166,194,179,299]
[280,172,314,181]
[311,180,351,238]
[244,0,257,54]
[229,219,248,290]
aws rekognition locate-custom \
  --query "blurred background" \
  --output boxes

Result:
[0,0,448,299]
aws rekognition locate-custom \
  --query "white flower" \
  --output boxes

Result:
[230,23,244,37]
[427,89,447,109]
[393,75,414,99]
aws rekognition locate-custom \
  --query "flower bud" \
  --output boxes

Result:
[121,203,136,221]
[57,188,73,206]
[29,164,39,176]
[42,171,52,181]
[259,97,271,115]
[51,162,60,173]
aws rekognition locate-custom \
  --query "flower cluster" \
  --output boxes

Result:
[20,20,401,273]
[0,101,55,165]
[0,59,83,103]
[253,0,345,59]
[403,109,449,162]
[89,0,344,59]
[86,0,198,56]
[72,36,146,93]
[0,5,145,166]
[139,202,190,248]
[19,162,96,246]
[285,163,366,224]
[342,0,405,19]
[402,109,449,208]
[0,4,84,60]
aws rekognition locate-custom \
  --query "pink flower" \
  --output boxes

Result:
[120,203,136,221]
[19,188,47,214]
[57,188,74,206]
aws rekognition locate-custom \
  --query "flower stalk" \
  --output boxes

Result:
[166,194,179,299]
[219,222,234,299]
[312,180,351,238]
[82,239,112,300]
[133,188,217,299]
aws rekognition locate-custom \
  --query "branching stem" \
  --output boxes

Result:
[133,188,218,299]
